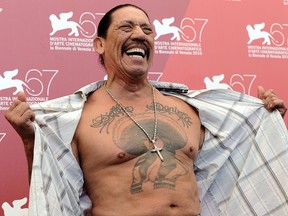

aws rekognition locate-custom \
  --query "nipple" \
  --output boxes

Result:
[117,152,126,159]
[189,146,194,152]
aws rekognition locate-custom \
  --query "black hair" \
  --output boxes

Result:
[96,4,150,65]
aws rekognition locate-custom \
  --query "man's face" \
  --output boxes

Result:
[101,6,154,81]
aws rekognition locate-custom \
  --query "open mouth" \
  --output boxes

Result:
[125,48,146,59]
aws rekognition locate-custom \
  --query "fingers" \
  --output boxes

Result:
[7,92,27,112]
[262,89,276,110]
[5,93,35,140]
[17,91,27,102]
[6,99,35,123]
[257,86,265,100]
[257,86,287,118]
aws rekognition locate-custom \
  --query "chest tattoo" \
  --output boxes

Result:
[90,102,194,194]
[151,103,193,128]
[90,104,131,133]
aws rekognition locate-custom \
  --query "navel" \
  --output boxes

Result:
[170,203,178,208]
[117,152,126,159]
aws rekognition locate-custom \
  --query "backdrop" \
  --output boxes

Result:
[1,1,287,215]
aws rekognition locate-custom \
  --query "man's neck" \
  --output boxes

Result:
[104,78,153,103]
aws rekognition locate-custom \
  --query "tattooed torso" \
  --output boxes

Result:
[73,87,204,216]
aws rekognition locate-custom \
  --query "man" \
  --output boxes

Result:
[5,4,288,216]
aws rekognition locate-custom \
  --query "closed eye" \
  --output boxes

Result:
[120,25,133,32]
[142,27,153,35]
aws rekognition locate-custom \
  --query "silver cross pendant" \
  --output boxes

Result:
[150,140,164,161]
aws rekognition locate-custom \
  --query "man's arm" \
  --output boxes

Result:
[257,86,287,118]
[4,86,287,184]
[5,92,35,183]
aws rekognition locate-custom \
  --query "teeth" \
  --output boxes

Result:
[126,48,145,58]
[130,55,143,59]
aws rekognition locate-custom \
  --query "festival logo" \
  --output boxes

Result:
[49,12,88,37]
[246,22,288,59]
[204,74,232,90]
[153,16,208,56]
[147,71,163,81]
[0,133,5,143]
[0,69,34,95]
[204,74,257,95]
[154,17,189,41]
[49,11,104,52]
[0,68,58,110]
[247,23,277,46]
[2,198,28,216]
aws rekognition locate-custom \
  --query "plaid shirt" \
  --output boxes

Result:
[29,81,288,216]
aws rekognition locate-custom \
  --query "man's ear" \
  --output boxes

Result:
[93,37,105,54]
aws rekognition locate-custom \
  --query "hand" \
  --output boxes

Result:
[257,86,287,118]
[5,92,35,142]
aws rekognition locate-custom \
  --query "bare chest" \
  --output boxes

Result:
[76,102,201,167]
[73,91,203,209]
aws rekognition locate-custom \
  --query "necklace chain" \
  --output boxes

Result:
[104,83,164,161]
